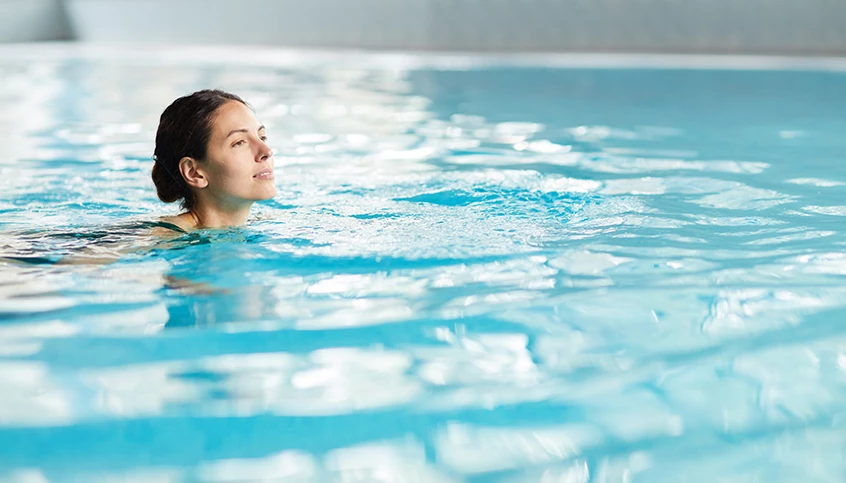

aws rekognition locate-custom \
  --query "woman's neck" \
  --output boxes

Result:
[167,203,252,231]
[192,205,252,228]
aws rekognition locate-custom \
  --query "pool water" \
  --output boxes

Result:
[2,46,846,482]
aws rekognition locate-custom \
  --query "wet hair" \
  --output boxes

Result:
[152,89,246,211]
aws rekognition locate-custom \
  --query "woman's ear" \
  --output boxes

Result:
[178,157,208,188]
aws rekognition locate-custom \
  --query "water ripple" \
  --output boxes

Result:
[3,51,846,480]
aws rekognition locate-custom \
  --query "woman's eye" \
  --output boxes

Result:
[260,136,268,142]
[232,140,245,147]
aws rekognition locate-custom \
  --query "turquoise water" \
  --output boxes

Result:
[2,48,846,481]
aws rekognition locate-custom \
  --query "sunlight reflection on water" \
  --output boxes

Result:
[3,46,846,481]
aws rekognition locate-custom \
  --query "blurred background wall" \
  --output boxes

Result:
[0,0,70,42]
[2,0,846,55]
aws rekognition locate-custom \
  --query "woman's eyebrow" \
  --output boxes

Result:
[226,125,265,139]
[226,128,249,139]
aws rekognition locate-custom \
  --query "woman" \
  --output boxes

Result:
[1,89,273,275]
[152,89,277,233]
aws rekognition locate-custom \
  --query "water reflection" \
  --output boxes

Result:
[4,48,846,480]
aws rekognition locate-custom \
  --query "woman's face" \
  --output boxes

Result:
[200,101,276,206]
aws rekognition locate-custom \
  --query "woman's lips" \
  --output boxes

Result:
[254,168,274,180]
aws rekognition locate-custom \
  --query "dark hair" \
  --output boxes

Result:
[152,89,246,211]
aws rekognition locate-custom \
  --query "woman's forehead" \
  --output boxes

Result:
[212,102,260,133]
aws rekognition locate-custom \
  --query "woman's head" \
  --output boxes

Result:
[152,89,276,213]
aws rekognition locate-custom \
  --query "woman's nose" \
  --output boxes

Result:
[257,140,272,161]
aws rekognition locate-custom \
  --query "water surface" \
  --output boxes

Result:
[2,47,846,482]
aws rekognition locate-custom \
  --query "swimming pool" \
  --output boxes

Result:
[2,44,846,482]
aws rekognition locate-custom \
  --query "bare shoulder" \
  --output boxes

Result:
[150,225,181,237]
[155,214,195,235]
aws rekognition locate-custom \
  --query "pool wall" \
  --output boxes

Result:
[0,0,69,42]
[3,0,846,55]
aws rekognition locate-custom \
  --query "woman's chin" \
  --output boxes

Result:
[258,187,278,200]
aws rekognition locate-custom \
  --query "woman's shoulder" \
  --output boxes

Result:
[150,215,193,236]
